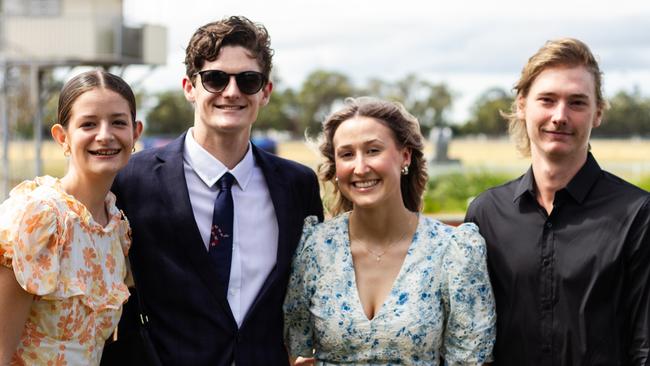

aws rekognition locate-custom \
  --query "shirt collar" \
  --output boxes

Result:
[183,127,255,190]
[513,152,602,204]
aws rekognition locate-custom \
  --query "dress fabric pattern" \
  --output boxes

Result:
[0,176,131,366]
[284,213,496,366]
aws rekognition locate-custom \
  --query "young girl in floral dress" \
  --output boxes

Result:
[0,70,143,365]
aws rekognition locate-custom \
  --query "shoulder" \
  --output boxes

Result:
[418,216,486,259]
[2,177,66,219]
[599,170,650,202]
[466,176,522,218]
[419,217,482,245]
[296,214,346,256]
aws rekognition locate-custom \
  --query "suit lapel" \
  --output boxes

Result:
[154,133,236,322]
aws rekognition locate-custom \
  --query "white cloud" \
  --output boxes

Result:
[122,0,650,121]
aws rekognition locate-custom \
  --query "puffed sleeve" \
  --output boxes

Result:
[441,222,496,365]
[0,197,63,296]
[283,215,320,358]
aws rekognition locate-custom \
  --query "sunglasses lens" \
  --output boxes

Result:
[236,72,265,94]
[201,71,230,93]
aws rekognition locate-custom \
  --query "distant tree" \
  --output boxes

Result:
[298,70,355,137]
[461,87,513,136]
[360,74,454,136]
[597,87,650,137]
[412,81,454,132]
[256,87,301,135]
[145,90,193,135]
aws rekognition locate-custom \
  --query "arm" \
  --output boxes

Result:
[624,198,650,365]
[283,217,319,361]
[442,223,496,365]
[0,266,33,365]
[305,170,324,222]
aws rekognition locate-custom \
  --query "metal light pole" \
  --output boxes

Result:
[0,4,10,199]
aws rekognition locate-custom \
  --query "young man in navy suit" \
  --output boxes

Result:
[101,16,323,366]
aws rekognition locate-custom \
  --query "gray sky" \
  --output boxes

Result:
[122,0,650,122]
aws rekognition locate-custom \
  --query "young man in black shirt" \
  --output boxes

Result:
[465,38,650,366]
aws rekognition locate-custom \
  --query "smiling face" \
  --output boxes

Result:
[519,65,603,162]
[52,88,142,181]
[333,116,411,212]
[183,45,273,144]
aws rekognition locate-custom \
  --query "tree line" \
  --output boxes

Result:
[7,69,650,139]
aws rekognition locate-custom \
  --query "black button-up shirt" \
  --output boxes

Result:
[465,153,650,366]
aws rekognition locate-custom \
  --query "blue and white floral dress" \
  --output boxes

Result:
[283,213,496,366]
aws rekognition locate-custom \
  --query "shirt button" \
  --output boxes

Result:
[546,222,553,229]
[542,258,550,266]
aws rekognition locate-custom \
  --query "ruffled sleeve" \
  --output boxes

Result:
[0,196,63,296]
[283,215,320,358]
[441,223,496,365]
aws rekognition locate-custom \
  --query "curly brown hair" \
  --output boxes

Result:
[318,97,427,216]
[502,38,607,156]
[184,16,274,82]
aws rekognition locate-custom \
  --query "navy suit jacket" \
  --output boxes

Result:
[101,133,323,366]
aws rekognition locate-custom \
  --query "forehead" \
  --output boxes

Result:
[528,65,597,98]
[71,88,130,114]
[333,116,396,148]
[202,45,261,72]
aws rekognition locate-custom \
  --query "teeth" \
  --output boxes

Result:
[354,180,379,188]
[218,105,243,110]
[91,149,120,156]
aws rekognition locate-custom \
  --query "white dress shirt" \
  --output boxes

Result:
[183,128,278,327]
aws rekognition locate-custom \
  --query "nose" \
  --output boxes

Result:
[96,122,115,143]
[551,101,568,126]
[353,154,370,175]
[221,75,241,97]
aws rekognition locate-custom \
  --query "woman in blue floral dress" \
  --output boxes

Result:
[284,97,496,365]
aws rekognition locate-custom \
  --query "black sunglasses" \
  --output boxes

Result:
[194,70,267,95]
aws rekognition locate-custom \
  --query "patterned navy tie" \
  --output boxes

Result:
[209,172,235,297]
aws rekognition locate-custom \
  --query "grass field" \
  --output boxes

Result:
[3,137,650,194]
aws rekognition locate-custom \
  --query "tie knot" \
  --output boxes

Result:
[218,172,235,191]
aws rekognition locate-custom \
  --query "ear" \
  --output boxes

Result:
[182,76,196,103]
[259,81,273,107]
[133,120,144,142]
[401,146,412,168]
[592,106,603,128]
[516,95,526,120]
[51,124,68,147]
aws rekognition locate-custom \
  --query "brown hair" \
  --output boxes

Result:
[319,97,427,216]
[57,70,136,128]
[503,38,607,156]
[184,16,274,82]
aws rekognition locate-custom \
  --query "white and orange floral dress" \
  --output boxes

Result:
[0,176,131,366]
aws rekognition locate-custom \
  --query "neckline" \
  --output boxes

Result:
[40,176,120,230]
[344,213,420,322]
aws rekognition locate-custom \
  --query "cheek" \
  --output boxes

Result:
[334,160,353,179]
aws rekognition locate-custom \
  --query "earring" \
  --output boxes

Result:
[401,165,409,175]
[132,146,136,153]
[63,143,71,157]
[334,176,339,184]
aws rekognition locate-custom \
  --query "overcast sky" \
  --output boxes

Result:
[122,0,650,122]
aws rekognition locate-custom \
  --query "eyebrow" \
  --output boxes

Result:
[78,113,129,118]
[335,138,385,150]
[536,91,590,100]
